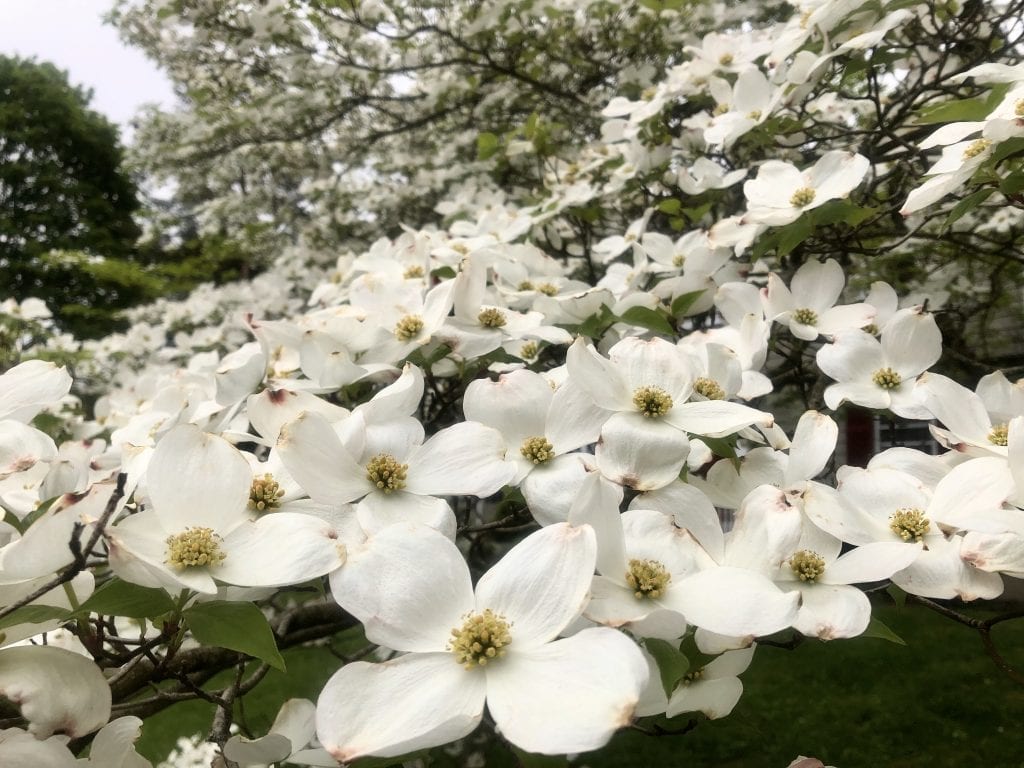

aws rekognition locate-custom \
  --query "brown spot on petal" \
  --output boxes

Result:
[614,697,639,728]
[268,388,290,404]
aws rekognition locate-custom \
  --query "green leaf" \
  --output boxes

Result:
[617,306,676,336]
[991,136,1024,164]
[657,198,681,215]
[700,436,740,470]
[184,601,286,671]
[476,132,500,160]
[914,96,992,125]
[811,200,876,227]
[862,616,906,646]
[999,172,1024,196]
[670,289,706,318]
[645,638,690,695]
[776,215,815,257]
[77,578,176,619]
[0,604,71,632]
[942,187,995,230]
[886,583,907,609]
[430,265,457,279]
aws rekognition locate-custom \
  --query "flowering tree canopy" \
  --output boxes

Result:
[3,0,1024,765]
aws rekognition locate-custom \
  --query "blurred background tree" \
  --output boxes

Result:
[0,54,156,338]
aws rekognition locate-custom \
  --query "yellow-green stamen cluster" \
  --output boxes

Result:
[962,138,992,159]
[988,423,1009,447]
[713,102,730,116]
[718,53,734,65]
[520,436,555,465]
[863,323,879,336]
[1016,99,1024,118]
[403,265,425,279]
[626,558,671,599]
[672,254,685,267]
[790,187,816,207]
[365,453,408,494]
[394,314,424,342]
[872,367,902,390]
[681,667,705,685]
[519,341,539,360]
[517,280,535,291]
[890,507,929,542]
[792,307,818,326]
[537,282,559,296]
[449,610,511,669]
[166,527,226,569]
[747,109,762,120]
[633,386,673,418]
[789,550,826,582]
[693,377,725,401]
[249,473,285,512]
[478,308,508,328]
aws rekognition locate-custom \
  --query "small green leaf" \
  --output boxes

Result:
[430,266,457,280]
[992,136,1024,164]
[476,132,500,160]
[184,601,286,671]
[776,215,815,257]
[943,187,995,230]
[700,436,740,471]
[618,306,676,336]
[0,604,71,632]
[914,96,991,125]
[77,578,176,619]
[671,289,706,318]
[886,583,907,609]
[658,198,682,215]
[862,616,906,645]
[999,172,1024,196]
[645,638,690,695]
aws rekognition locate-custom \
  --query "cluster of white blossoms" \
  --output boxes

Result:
[3,0,1024,765]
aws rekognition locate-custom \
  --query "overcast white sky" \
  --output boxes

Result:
[0,0,177,138]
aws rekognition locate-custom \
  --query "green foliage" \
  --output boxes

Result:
[183,600,287,671]
[0,56,147,338]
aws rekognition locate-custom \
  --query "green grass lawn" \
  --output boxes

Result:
[135,601,1024,767]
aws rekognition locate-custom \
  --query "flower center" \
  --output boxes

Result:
[449,609,511,669]
[394,314,424,342]
[478,307,508,328]
[249,473,285,512]
[633,386,673,417]
[166,527,225,569]
[790,187,816,207]
[692,377,725,400]
[889,507,929,542]
[520,436,555,465]
[863,323,879,336]
[747,109,762,120]
[718,53,734,65]
[365,453,408,494]
[519,340,538,360]
[988,423,1009,446]
[517,280,535,291]
[672,254,685,267]
[1016,99,1024,118]
[872,367,902,389]
[537,282,559,296]
[792,307,818,326]
[625,558,671,599]
[681,667,705,685]
[713,102,730,116]
[789,550,826,582]
[962,138,992,159]
[403,265,425,279]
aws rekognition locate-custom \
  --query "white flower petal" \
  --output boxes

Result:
[522,452,594,526]
[329,523,474,652]
[356,492,455,539]
[277,411,372,505]
[785,411,837,485]
[148,424,249,532]
[316,653,485,762]
[633,481,725,563]
[596,412,690,491]
[216,513,347,588]
[792,583,871,640]
[669,567,799,636]
[823,541,922,584]
[0,645,110,738]
[475,523,596,648]
[485,627,647,754]
[406,422,515,497]
[666,676,743,719]
[665,400,773,438]
[0,360,72,422]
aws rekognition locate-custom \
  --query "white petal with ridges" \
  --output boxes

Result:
[277,411,372,505]
[665,400,773,437]
[329,523,473,652]
[484,627,647,754]
[667,567,799,636]
[316,653,485,762]
[634,481,724,563]
[596,412,689,491]
[792,583,871,639]
[475,523,596,648]
[147,424,249,532]
[0,645,110,738]
[406,422,514,497]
